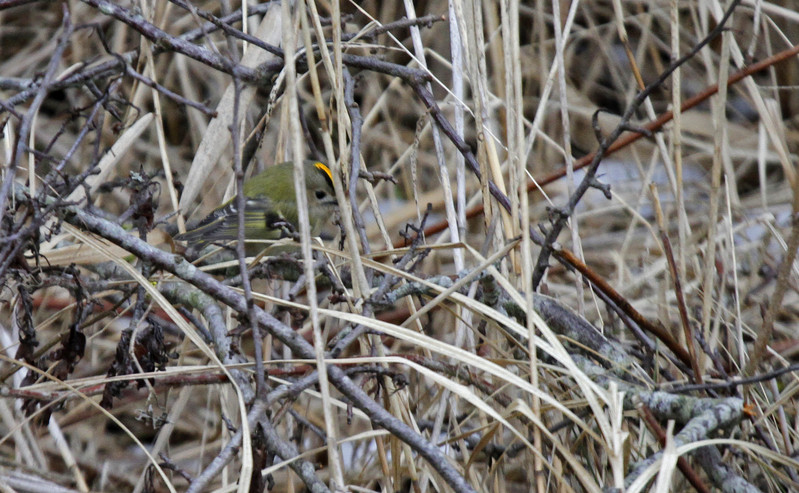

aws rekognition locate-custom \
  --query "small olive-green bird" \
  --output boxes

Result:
[176,160,337,248]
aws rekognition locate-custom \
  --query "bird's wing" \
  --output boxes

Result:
[177,197,288,244]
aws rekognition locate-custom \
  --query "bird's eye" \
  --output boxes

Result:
[315,190,327,200]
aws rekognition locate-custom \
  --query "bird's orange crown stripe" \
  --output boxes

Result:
[314,161,333,184]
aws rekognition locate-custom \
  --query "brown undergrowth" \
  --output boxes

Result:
[1,1,799,492]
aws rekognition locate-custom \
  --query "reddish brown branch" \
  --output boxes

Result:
[658,230,703,383]
[555,248,692,367]
[637,403,711,493]
[411,41,799,244]
[399,41,799,371]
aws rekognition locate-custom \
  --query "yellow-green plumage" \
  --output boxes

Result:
[177,160,337,247]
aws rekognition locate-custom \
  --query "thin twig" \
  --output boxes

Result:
[650,184,703,384]
[636,403,711,493]
[530,0,743,288]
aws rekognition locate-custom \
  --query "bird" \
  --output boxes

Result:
[176,160,338,249]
